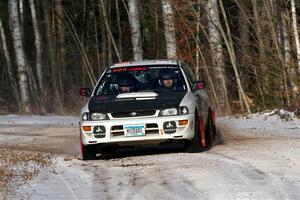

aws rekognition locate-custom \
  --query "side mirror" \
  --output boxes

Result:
[193,81,206,90]
[79,87,92,97]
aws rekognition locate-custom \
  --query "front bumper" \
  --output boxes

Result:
[80,113,195,146]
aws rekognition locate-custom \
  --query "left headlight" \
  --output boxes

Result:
[90,113,108,120]
[160,108,178,116]
[82,112,108,121]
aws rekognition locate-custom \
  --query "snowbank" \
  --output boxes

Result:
[0,115,78,126]
[219,109,300,137]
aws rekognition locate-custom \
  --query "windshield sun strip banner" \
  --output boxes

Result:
[109,65,179,73]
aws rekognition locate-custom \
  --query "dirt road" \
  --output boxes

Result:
[0,115,299,200]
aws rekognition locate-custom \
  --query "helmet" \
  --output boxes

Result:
[117,73,134,86]
[117,73,134,92]
[159,68,176,80]
[158,68,177,88]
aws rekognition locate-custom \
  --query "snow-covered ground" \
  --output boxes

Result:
[0,110,299,200]
[0,114,78,126]
[220,109,300,137]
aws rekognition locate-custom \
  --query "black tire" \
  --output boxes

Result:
[81,143,97,160]
[185,113,202,153]
[205,111,214,148]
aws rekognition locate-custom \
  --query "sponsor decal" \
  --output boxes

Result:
[93,126,106,138]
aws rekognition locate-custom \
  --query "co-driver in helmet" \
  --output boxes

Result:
[117,73,135,93]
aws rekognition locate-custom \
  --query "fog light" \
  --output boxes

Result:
[83,126,92,131]
[179,120,188,126]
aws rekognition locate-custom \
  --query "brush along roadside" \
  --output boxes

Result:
[0,149,51,199]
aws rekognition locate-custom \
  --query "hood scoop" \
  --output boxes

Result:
[116,92,158,100]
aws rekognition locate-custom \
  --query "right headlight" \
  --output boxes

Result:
[159,106,189,116]
[82,112,89,121]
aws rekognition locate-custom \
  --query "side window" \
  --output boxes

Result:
[181,63,196,89]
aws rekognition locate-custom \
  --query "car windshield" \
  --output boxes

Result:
[94,65,187,96]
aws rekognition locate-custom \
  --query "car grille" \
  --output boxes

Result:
[110,123,159,137]
[111,110,156,118]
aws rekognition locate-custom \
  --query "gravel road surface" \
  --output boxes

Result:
[0,114,299,200]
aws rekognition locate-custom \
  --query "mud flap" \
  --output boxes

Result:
[211,111,217,141]
[80,133,84,158]
[199,117,206,147]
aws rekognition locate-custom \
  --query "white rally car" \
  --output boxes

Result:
[79,60,217,160]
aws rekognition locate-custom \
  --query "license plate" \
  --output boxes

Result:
[124,125,145,137]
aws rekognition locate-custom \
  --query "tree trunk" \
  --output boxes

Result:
[206,0,231,114]
[251,0,268,99]
[19,0,24,36]
[128,0,143,60]
[92,0,101,74]
[9,0,31,113]
[0,18,21,108]
[162,0,176,59]
[219,0,251,113]
[42,0,64,113]
[116,0,123,60]
[100,0,121,62]
[263,0,290,107]
[28,0,44,94]
[195,1,200,80]
[238,1,250,91]
[56,0,65,101]
[291,0,300,74]
[282,3,299,99]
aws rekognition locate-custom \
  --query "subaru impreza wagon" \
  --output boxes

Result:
[79,60,217,160]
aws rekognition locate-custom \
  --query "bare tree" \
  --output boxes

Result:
[291,0,300,74]
[9,0,31,113]
[100,0,121,62]
[116,0,123,60]
[42,0,65,113]
[282,1,299,98]
[251,0,268,98]
[0,18,20,108]
[219,0,251,113]
[28,0,43,94]
[162,0,176,58]
[128,0,143,60]
[206,0,231,114]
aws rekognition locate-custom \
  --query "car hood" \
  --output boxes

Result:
[88,91,187,113]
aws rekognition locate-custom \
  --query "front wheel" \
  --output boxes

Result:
[185,113,205,152]
[81,142,97,160]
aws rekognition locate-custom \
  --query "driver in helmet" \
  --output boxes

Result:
[117,73,135,93]
[158,68,177,90]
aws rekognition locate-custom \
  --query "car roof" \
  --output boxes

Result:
[110,59,179,68]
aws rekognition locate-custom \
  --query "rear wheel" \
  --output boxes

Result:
[205,110,216,148]
[81,142,97,160]
[205,112,213,148]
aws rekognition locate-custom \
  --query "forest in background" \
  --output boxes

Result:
[0,0,299,115]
